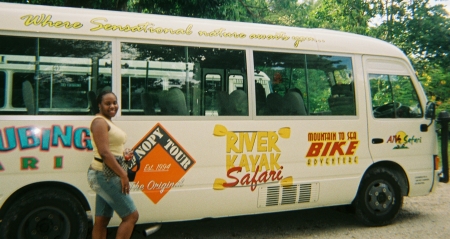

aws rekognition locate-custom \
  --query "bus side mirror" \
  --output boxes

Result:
[425,101,436,119]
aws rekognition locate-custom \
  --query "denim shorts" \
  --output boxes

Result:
[87,168,137,218]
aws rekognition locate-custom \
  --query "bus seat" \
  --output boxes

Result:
[265,93,283,115]
[283,91,307,115]
[101,86,112,92]
[396,105,411,118]
[164,88,188,115]
[216,91,229,116]
[88,91,99,115]
[228,90,248,116]
[255,82,266,115]
[22,81,36,115]
[330,83,352,97]
[288,87,304,98]
[141,92,156,115]
[288,87,307,114]
[328,84,355,115]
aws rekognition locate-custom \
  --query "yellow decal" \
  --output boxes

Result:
[18,14,325,48]
[213,124,292,191]
[198,28,246,38]
[292,36,325,47]
[90,17,193,35]
[249,32,290,40]
[21,14,83,29]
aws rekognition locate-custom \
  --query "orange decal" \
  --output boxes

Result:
[129,123,195,204]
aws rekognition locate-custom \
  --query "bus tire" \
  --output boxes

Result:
[354,167,403,226]
[0,187,88,239]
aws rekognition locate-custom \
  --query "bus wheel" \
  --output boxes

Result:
[354,168,403,226]
[0,188,88,239]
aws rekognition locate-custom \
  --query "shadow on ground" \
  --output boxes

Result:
[107,206,365,239]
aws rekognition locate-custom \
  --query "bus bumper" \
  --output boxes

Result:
[431,170,441,192]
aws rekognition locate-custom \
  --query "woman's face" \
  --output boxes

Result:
[98,93,118,119]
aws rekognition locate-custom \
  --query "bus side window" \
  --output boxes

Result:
[369,74,423,118]
[120,43,247,116]
[0,35,112,115]
[0,71,5,109]
[253,51,355,116]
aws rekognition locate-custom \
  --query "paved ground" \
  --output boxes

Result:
[107,182,450,238]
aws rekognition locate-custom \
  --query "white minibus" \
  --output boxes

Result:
[0,2,447,238]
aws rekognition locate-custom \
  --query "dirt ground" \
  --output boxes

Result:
[113,182,450,239]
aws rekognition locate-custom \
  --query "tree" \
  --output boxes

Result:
[308,0,382,35]
[0,0,128,10]
[405,1,450,71]
[129,0,234,19]
[418,65,450,113]
[369,0,450,109]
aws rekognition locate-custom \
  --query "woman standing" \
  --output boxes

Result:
[87,91,139,239]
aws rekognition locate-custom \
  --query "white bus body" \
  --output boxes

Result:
[0,2,444,238]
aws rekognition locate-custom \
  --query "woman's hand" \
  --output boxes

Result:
[124,148,134,161]
[121,175,130,194]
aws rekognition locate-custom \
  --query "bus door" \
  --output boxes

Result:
[202,68,224,116]
[363,55,433,194]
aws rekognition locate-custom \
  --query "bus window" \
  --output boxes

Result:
[369,74,423,118]
[0,35,112,115]
[0,71,4,108]
[253,51,355,116]
[120,43,247,116]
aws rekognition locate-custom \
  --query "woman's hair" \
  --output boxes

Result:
[96,90,116,105]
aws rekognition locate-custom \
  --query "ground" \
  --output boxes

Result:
[109,182,450,238]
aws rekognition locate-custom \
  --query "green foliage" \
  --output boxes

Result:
[374,0,450,70]
[0,0,128,9]
[418,65,450,114]
[129,0,231,19]
[309,0,381,35]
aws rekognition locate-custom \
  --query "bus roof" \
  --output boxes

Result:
[0,2,406,60]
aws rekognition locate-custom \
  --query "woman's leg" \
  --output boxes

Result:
[88,169,115,239]
[92,216,111,239]
[94,175,138,239]
[115,210,139,239]
[88,168,138,238]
